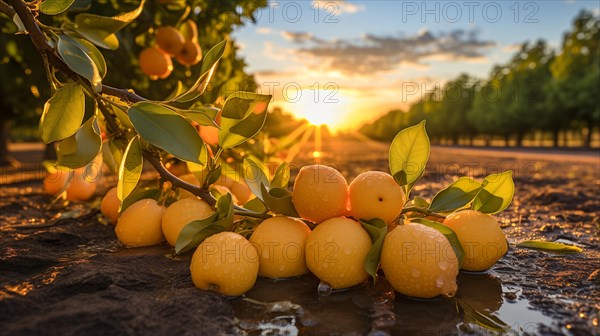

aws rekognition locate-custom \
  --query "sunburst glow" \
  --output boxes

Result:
[284,88,351,130]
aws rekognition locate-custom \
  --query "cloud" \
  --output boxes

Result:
[256,27,273,35]
[312,0,365,14]
[287,29,495,75]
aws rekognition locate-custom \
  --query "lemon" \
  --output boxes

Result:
[249,216,312,279]
[115,199,166,247]
[348,171,406,224]
[443,210,508,271]
[292,165,349,223]
[177,173,201,199]
[100,186,120,224]
[162,198,214,247]
[381,223,459,298]
[190,232,259,296]
[305,217,371,289]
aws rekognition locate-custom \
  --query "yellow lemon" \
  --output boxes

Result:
[249,216,312,279]
[305,217,371,289]
[443,210,508,271]
[380,223,459,299]
[162,198,214,247]
[230,181,253,205]
[115,199,166,247]
[348,171,406,224]
[292,165,349,223]
[100,186,120,224]
[190,232,259,296]
[66,168,97,202]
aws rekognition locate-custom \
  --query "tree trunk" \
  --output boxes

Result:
[468,135,474,146]
[584,120,594,148]
[516,132,524,147]
[504,134,510,147]
[485,136,491,147]
[0,115,10,166]
[552,129,560,148]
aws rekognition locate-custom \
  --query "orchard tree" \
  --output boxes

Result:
[550,10,600,148]
[0,0,266,164]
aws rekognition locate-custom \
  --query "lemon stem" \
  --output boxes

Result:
[401,207,446,219]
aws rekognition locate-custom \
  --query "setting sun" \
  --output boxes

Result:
[283,88,351,130]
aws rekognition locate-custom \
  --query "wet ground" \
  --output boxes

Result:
[1,140,599,335]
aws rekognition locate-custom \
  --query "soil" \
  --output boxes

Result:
[1,140,598,336]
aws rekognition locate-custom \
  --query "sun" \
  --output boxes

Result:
[284,88,351,130]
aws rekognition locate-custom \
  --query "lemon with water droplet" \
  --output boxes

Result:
[305,217,371,289]
[249,216,311,279]
[443,210,508,271]
[380,223,459,298]
[292,165,349,223]
[190,232,259,296]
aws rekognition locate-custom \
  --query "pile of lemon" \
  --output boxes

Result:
[92,164,508,299]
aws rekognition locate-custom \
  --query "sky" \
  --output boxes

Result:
[231,0,600,131]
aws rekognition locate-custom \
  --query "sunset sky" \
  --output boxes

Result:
[232,0,599,131]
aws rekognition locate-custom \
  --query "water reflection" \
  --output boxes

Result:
[233,272,536,335]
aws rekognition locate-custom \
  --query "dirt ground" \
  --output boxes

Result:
[1,140,598,335]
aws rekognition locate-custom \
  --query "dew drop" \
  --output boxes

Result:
[435,276,445,288]
[343,248,352,255]
[410,268,421,278]
[326,236,334,243]
[278,265,285,271]
[438,260,449,271]
[318,281,332,296]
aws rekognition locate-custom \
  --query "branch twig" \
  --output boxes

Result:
[0,0,15,17]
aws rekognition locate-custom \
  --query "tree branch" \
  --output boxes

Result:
[102,85,147,104]
[0,1,15,17]
[7,0,229,208]
[142,152,218,207]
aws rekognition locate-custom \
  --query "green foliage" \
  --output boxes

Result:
[361,11,599,148]
[359,218,387,282]
[472,171,514,214]
[429,177,482,213]
[117,136,142,204]
[219,92,272,149]
[56,116,102,168]
[40,84,85,144]
[129,101,207,164]
[389,120,430,190]
[175,193,234,254]
[40,0,76,16]
[57,35,102,92]
[516,240,583,253]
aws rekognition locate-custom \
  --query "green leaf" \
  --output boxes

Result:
[243,157,270,201]
[430,177,483,213]
[175,213,220,254]
[175,39,227,102]
[57,116,102,168]
[57,35,101,92]
[120,187,162,214]
[455,297,510,332]
[271,162,290,189]
[165,104,219,127]
[205,164,222,186]
[472,171,514,214]
[101,141,118,173]
[40,84,85,144]
[117,136,143,205]
[75,29,119,50]
[403,168,425,197]
[260,184,299,217]
[516,240,582,253]
[412,218,464,266]
[389,120,430,186]
[113,105,134,129]
[215,193,234,230]
[359,218,387,282]
[74,37,107,78]
[40,0,76,15]
[73,0,145,50]
[219,92,272,149]
[128,101,207,165]
[243,197,268,214]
